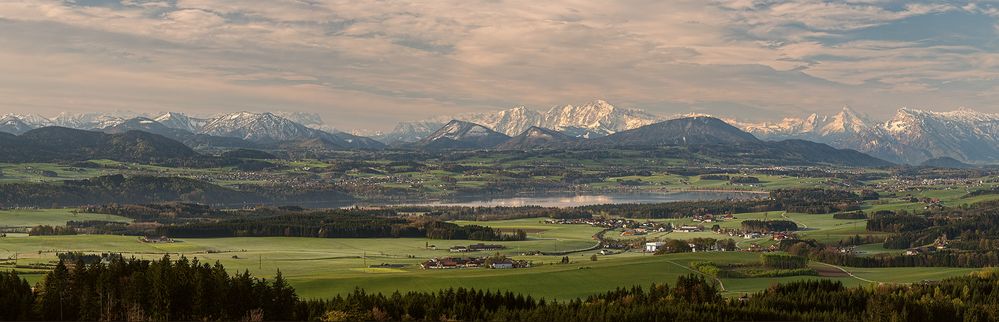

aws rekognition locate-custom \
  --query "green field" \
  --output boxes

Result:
[0,214,978,300]
[0,208,132,228]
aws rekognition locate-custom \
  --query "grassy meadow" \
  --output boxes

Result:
[0,213,980,300]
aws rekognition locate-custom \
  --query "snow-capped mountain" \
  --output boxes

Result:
[0,114,35,135]
[199,112,327,142]
[415,120,511,150]
[735,107,870,140]
[9,114,53,127]
[274,111,326,129]
[738,107,999,164]
[470,106,545,137]
[154,112,207,133]
[197,111,384,149]
[51,112,128,129]
[381,100,662,144]
[542,100,662,137]
[497,126,581,150]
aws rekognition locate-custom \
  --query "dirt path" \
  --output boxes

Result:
[780,211,808,229]
[665,259,727,292]
[813,262,878,284]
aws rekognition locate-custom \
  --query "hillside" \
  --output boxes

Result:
[0,175,355,207]
[0,127,202,164]
[497,126,582,150]
[591,116,761,146]
[415,120,511,150]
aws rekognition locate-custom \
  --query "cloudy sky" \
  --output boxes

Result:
[3,0,999,130]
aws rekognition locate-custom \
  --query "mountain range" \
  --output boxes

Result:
[1,111,383,150]
[379,100,662,144]
[732,107,999,164]
[4,100,999,165]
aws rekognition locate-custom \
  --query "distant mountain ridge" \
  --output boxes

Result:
[380,100,662,144]
[497,126,581,150]
[415,120,511,150]
[590,116,760,147]
[7,102,999,164]
[0,127,201,164]
[734,107,999,164]
[0,111,385,151]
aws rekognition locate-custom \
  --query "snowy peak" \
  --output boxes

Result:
[739,106,999,164]
[154,112,207,133]
[468,106,544,136]
[426,120,496,141]
[819,107,870,135]
[51,112,127,129]
[200,111,322,143]
[0,114,35,134]
[417,120,510,149]
[542,100,661,135]
[382,99,662,143]
[497,126,580,150]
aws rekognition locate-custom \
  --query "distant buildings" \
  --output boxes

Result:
[449,243,506,253]
[674,225,704,233]
[421,257,529,269]
[139,236,174,243]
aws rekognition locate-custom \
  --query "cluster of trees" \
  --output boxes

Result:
[832,211,867,219]
[74,203,526,241]
[1,256,297,321]
[870,201,999,251]
[8,260,999,321]
[651,238,738,254]
[580,200,773,219]
[769,188,862,214]
[741,220,798,233]
[785,239,999,268]
[729,176,760,184]
[55,252,122,265]
[424,222,527,241]
[866,212,930,233]
[761,254,808,269]
[28,225,77,236]
[79,203,224,222]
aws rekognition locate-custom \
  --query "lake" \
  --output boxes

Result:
[380,191,765,208]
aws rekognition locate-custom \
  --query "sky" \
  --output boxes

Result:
[3,0,999,131]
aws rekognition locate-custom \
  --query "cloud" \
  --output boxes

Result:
[0,0,997,130]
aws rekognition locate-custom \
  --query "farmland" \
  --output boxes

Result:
[0,213,979,300]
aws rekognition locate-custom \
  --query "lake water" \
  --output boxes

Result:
[387,191,765,208]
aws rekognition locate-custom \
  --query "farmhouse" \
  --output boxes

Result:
[674,225,704,233]
[139,236,174,243]
[645,242,666,252]
[490,260,515,269]
[468,243,505,251]
[450,243,506,252]
[421,257,485,269]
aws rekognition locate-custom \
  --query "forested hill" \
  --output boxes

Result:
[0,127,210,165]
[0,175,355,208]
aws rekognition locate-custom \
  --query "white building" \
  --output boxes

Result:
[645,242,666,252]
[491,262,514,269]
